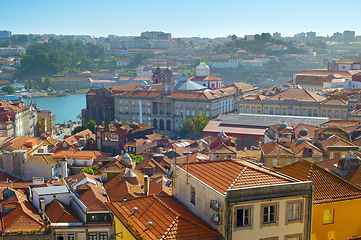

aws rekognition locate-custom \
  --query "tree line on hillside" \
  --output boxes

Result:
[213,33,307,55]
[20,39,107,75]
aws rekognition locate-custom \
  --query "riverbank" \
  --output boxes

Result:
[22,89,90,98]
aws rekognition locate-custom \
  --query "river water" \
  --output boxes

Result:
[24,93,86,124]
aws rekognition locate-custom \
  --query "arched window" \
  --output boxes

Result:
[160,119,164,130]
[153,119,157,129]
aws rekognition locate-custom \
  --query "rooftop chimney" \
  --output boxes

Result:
[144,175,149,195]
[123,199,127,205]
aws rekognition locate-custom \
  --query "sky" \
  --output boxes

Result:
[1,0,361,39]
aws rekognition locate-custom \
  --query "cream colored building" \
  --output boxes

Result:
[237,87,350,119]
[172,159,313,240]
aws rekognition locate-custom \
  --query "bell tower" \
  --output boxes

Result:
[162,65,174,94]
[152,66,164,84]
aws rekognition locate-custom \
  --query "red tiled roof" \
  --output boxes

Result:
[77,183,108,212]
[45,200,81,223]
[106,195,222,240]
[281,160,361,203]
[104,169,145,201]
[1,190,47,234]
[182,159,295,194]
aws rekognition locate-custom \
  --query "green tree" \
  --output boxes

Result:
[76,113,82,120]
[231,34,238,41]
[80,167,94,175]
[1,85,15,94]
[124,153,144,164]
[72,126,84,134]
[180,114,209,139]
[44,77,52,89]
[85,120,96,133]
[35,85,40,90]
[27,79,33,89]
[0,39,12,47]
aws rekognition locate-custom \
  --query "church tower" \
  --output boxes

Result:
[162,66,174,94]
[152,66,164,84]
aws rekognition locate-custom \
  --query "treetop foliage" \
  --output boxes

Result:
[20,40,106,75]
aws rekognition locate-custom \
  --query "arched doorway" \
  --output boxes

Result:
[166,120,171,131]
[160,119,164,130]
[153,119,157,129]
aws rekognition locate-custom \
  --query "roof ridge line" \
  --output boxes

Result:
[161,216,179,240]
[153,195,180,217]
[229,167,247,190]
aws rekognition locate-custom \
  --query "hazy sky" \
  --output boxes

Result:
[2,0,360,38]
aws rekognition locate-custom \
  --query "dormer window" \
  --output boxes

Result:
[308,148,313,153]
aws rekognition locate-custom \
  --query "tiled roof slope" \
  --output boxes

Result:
[45,200,81,223]
[281,160,361,203]
[344,166,361,188]
[266,88,326,102]
[106,195,221,240]
[182,159,295,195]
[1,190,47,234]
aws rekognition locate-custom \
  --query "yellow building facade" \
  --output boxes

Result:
[312,198,361,240]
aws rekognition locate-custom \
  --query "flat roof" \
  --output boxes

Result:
[33,185,69,195]
[203,120,265,136]
[217,113,329,127]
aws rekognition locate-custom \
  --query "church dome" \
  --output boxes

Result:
[195,61,210,77]
[299,127,308,137]
[121,153,133,164]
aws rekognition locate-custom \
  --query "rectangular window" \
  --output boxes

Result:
[251,106,255,114]
[246,106,249,113]
[89,233,97,240]
[313,109,317,117]
[239,106,243,113]
[190,186,195,205]
[283,108,286,115]
[288,108,292,115]
[67,234,75,240]
[288,202,301,221]
[302,109,306,116]
[270,107,273,114]
[322,110,326,117]
[264,107,268,114]
[99,233,108,240]
[275,107,279,115]
[335,110,339,118]
[272,159,278,166]
[294,108,298,116]
[257,107,261,114]
[308,109,312,116]
[263,205,276,223]
[328,110,332,118]
[56,234,64,240]
[237,208,250,227]
[323,209,334,224]
[343,111,347,119]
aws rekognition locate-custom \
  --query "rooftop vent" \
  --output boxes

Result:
[132,207,137,214]
[123,199,127,205]
[147,221,152,228]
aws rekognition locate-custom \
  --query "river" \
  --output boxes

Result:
[24,93,86,124]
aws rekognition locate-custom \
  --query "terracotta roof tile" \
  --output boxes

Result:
[104,169,145,201]
[45,200,81,223]
[281,160,361,203]
[106,195,222,240]
[182,159,296,194]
